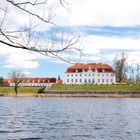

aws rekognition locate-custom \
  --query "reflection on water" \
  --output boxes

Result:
[0,97,140,140]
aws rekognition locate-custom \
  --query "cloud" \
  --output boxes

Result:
[79,34,140,64]
[23,71,31,76]
[66,0,140,27]
[4,57,39,69]
[0,0,140,72]
[2,0,140,30]
[0,45,44,69]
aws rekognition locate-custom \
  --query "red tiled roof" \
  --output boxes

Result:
[65,63,114,73]
[57,80,63,84]
[4,77,56,84]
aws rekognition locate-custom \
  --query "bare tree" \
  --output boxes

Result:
[136,64,140,84]
[113,53,128,83]
[9,70,25,95]
[0,0,81,63]
[128,61,135,84]
[127,61,140,84]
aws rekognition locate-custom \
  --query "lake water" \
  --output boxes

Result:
[0,97,140,140]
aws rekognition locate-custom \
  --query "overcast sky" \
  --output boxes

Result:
[0,0,140,79]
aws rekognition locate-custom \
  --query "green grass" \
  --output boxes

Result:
[0,85,140,95]
[0,86,45,94]
[51,84,140,90]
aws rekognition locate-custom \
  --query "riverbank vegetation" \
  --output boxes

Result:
[51,84,140,90]
[0,84,140,95]
[0,87,44,94]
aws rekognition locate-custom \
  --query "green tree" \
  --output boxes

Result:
[0,77,4,86]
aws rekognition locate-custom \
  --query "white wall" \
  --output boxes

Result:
[9,83,53,87]
[65,70,115,84]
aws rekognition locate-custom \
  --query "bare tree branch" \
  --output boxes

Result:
[7,0,56,25]
[13,0,48,6]
[0,0,81,63]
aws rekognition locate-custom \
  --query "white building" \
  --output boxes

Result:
[65,63,116,84]
[4,77,56,87]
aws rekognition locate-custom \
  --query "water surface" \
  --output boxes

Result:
[0,97,140,140]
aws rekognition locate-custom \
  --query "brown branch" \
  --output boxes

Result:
[0,39,29,50]
[60,0,70,8]
[0,29,15,43]
[13,0,48,6]
[7,0,55,25]
[0,0,81,63]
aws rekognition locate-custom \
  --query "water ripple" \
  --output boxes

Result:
[0,97,140,140]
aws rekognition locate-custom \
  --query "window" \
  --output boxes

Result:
[102,79,104,83]
[67,79,69,82]
[89,79,91,83]
[71,79,73,83]
[89,74,90,76]
[67,74,69,77]
[71,74,73,77]
[106,79,108,83]
[98,79,100,83]
[85,74,87,76]
[80,74,82,76]
[92,74,94,76]
[80,79,82,83]
[111,79,113,82]
[85,79,87,83]
[98,74,100,76]
[76,74,77,77]
[92,79,95,83]
[102,74,104,76]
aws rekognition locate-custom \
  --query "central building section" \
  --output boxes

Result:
[65,63,115,84]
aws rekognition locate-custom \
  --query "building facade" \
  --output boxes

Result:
[65,63,116,84]
[4,77,56,87]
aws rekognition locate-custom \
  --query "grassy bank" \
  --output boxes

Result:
[0,85,140,98]
[0,87,45,94]
[51,84,140,90]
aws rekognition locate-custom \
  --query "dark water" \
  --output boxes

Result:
[0,97,140,140]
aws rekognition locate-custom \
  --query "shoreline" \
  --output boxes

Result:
[1,90,140,98]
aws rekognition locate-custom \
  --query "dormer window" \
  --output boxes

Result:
[88,67,91,70]
[75,70,78,72]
